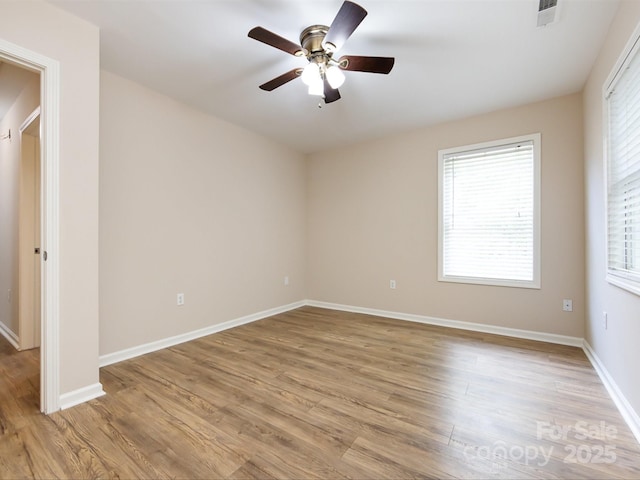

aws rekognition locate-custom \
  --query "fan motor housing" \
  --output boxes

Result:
[300,25,331,56]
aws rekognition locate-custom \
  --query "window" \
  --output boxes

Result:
[605,30,640,296]
[438,134,541,288]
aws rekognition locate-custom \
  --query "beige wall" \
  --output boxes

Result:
[584,1,640,419]
[308,93,585,337]
[0,1,100,395]
[0,75,39,338]
[99,71,307,355]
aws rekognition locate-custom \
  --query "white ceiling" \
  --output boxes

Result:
[50,0,619,154]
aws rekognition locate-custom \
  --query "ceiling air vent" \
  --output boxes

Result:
[537,0,558,27]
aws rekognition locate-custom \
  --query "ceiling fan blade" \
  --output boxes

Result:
[323,1,368,52]
[338,55,395,74]
[323,78,341,103]
[248,27,304,57]
[259,69,302,91]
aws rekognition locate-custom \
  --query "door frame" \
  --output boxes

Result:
[0,38,60,414]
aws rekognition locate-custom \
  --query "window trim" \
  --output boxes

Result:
[437,133,541,289]
[603,21,640,297]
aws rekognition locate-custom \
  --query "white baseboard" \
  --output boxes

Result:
[99,300,306,367]
[0,320,20,350]
[59,382,105,410]
[582,340,640,445]
[305,300,584,347]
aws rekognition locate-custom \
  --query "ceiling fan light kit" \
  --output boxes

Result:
[248,1,395,104]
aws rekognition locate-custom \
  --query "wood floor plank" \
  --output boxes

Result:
[311,396,454,447]
[342,433,456,479]
[0,431,36,479]
[1,305,639,478]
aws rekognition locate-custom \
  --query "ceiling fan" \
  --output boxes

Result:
[248,1,395,104]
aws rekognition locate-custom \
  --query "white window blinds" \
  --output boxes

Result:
[439,135,540,288]
[606,38,640,290]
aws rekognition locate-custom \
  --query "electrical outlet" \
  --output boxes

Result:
[603,311,608,330]
[177,293,185,306]
[562,299,573,312]
[390,279,397,289]
[284,276,289,286]
[7,289,11,303]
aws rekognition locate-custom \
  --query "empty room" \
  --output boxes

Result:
[1,0,640,478]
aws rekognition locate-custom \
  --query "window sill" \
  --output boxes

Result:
[438,275,540,290]
[607,273,640,297]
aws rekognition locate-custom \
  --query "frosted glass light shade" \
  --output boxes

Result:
[301,63,320,86]
[308,78,324,96]
[326,65,345,89]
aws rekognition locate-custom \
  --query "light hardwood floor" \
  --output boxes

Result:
[1,306,639,478]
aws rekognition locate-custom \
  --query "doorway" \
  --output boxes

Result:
[19,108,41,351]
[0,39,61,414]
